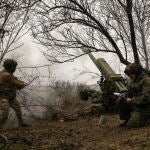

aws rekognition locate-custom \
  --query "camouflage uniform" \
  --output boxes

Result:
[118,63,150,128]
[80,88,101,102]
[80,88,103,115]
[80,85,117,114]
[0,59,27,127]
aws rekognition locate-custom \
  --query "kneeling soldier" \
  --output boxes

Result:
[118,63,150,128]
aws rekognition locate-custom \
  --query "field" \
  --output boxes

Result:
[1,115,150,150]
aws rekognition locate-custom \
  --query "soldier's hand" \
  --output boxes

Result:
[23,82,29,86]
[126,98,132,103]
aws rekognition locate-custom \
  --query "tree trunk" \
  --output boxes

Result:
[126,0,140,64]
[140,25,149,69]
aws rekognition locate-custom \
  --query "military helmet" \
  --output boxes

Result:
[3,59,18,70]
[124,63,143,76]
[79,89,89,101]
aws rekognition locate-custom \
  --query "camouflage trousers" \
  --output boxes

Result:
[118,101,150,128]
[0,98,23,127]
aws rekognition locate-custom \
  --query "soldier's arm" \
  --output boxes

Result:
[3,73,28,90]
[11,76,29,90]
[132,77,150,105]
[13,76,25,83]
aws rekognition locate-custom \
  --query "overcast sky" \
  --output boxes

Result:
[10,34,126,85]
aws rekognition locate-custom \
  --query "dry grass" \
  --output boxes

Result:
[1,81,149,150]
[1,115,150,150]
[44,81,88,119]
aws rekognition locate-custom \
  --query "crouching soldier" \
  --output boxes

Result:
[118,63,150,128]
[0,59,29,128]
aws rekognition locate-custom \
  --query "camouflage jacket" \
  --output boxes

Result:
[0,70,26,99]
[128,74,150,110]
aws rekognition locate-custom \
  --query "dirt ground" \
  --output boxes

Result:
[1,115,150,150]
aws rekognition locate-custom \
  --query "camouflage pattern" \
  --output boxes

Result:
[80,88,101,102]
[80,88,103,115]
[118,72,150,128]
[80,84,117,115]
[0,71,25,99]
[0,99,9,126]
[0,69,26,127]
[0,98,23,126]
[9,99,24,125]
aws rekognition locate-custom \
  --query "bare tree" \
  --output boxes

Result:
[133,0,150,69]
[101,0,150,69]
[32,0,150,70]
[0,0,40,63]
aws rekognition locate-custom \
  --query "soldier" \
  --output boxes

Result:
[0,59,29,128]
[79,88,101,103]
[79,88,104,115]
[118,63,150,128]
